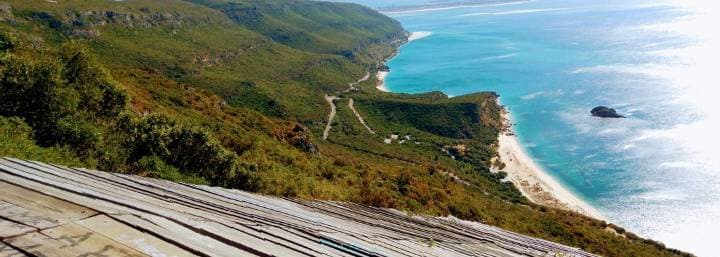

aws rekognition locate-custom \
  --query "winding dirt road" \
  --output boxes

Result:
[322,95,338,140]
[348,98,375,134]
[323,72,373,140]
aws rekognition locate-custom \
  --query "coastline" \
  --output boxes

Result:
[375,31,432,92]
[376,71,389,92]
[374,32,602,220]
[495,106,604,220]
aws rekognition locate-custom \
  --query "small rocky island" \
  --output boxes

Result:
[591,106,625,118]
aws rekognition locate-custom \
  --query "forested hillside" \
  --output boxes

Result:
[0,1,689,256]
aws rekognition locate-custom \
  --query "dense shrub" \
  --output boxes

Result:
[55,117,100,155]
[0,42,128,158]
[0,55,74,145]
[0,32,18,51]
[0,116,85,167]
[137,155,208,184]
[61,43,128,118]
[124,114,254,188]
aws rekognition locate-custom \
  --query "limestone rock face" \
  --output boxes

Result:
[591,106,625,118]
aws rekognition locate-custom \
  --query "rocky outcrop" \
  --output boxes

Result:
[59,10,223,28]
[0,2,13,22]
[445,144,468,157]
[277,123,319,154]
[191,43,264,69]
[591,106,625,118]
[14,6,227,34]
[70,29,100,38]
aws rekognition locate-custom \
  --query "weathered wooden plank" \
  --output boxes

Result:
[4,232,97,257]
[0,163,257,257]
[0,240,25,257]
[110,178,354,257]
[0,202,62,230]
[31,164,324,257]
[0,181,96,221]
[63,167,351,257]
[110,214,259,257]
[0,215,35,239]
[98,171,428,257]
[39,222,149,257]
[1,158,599,257]
[0,180,96,229]
[76,215,197,257]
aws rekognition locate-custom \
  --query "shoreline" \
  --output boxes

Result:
[494,106,604,220]
[374,33,602,220]
[376,70,389,92]
[376,31,432,92]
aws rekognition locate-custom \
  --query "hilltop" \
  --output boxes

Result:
[0,1,690,256]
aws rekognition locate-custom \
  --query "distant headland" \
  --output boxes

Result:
[378,0,531,14]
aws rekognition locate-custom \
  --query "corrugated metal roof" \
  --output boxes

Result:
[0,157,597,257]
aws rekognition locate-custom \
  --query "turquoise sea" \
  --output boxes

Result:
[340,0,720,255]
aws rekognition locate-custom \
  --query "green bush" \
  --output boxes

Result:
[0,116,85,167]
[55,117,100,156]
[0,32,18,51]
[0,44,128,155]
[137,155,208,184]
[124,114,254,188]
[0,55,76,146]
[62,43,128,118]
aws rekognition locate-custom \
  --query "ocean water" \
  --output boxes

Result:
[340,0,720,255]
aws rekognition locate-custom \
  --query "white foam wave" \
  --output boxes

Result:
[520,91,544,100]
[408,31,432,42]
[520,89,563,100]
[382,1,533,15]
[481,53,517,61]
[619,143,636,151]
[598,128,626,136]
[459,8,570,17]
[570,63,677,79]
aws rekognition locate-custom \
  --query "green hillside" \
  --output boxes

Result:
[0,1,690,256]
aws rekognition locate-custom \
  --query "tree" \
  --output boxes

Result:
[124,114,254,188]
[0,32,18,51]
[0,41,128,158]
[62,43,128,118]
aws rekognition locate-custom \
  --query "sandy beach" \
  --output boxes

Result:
[376,30,603,220]
[376,71,389,92]
[407,31,432,41]
[494,109,604,220]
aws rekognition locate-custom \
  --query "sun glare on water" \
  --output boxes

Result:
[632,0,720,255]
